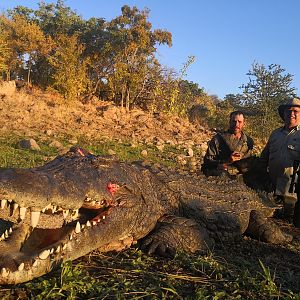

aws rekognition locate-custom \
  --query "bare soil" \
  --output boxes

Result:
[0,84,212,151]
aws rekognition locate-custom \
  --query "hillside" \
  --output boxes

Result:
[0,81,212,157]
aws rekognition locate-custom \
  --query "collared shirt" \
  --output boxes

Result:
[202,131,254,172]
[260,125,300,198]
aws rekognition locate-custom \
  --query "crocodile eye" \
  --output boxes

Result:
[107,183,120,194]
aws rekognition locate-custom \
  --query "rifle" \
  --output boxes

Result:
[292,160,300,228]
[289,160,300,193]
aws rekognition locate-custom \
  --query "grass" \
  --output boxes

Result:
[5,250,299,299]
[0,135,299,299]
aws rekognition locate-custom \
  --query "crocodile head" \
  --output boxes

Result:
[0,147,167,284]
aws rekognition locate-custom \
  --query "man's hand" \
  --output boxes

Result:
[217,163,228,171]
[230,152,241,162]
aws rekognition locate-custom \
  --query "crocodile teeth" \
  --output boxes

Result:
[18,263,24,271]
[62,244,67,250]
[92,221,97,226]
[63,210,69,218]
[13,203,19,212]
[4,230,8,238]
[69,234,73,240]
[30,211,40,228]
[86,221,91,227]
[72,209,79,219]
[41,203,51,213]
[55,245,61,253]
[0,199,7,209]
[1,268,9,277]
[75,222,81,233]
[19,207,27,220]
[9,227,12,234]
[39,249,50,260]
[32,260,38,267]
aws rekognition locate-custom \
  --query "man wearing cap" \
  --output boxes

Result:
[202,110,254,176]
[260,97,300,226]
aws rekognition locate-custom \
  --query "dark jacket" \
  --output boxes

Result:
[201,131,254,175]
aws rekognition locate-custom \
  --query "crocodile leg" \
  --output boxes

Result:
[140,215,214,257]
[245,210,292,244]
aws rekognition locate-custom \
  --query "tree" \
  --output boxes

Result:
[223,93,243,108]
[33,0,84,37]
[47,34,90,100]
[0,18,10,79]
[0,14,51,82]
[240,62,296,137]
[105,5,172,109]
[166,55,197,115]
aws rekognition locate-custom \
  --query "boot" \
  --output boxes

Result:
[293,200,300,228]
[283,201,295,223]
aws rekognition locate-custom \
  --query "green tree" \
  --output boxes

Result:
[0,14,51,83]
[223,93,243,108]
[9,1,85,88]
[240,62,296,138]
[79,17,109,96]
[105,5,172,109]
[47,34,89,100]
[33,0,84,36]
[166,55,197,115]
[0,18,10,79]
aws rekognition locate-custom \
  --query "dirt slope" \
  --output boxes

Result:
[0,82,212,152]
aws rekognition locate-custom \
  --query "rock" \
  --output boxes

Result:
[49,140,63,150]
[176,155,187,165]
[141,150,148,157]
[58,147,69,155]
[18,139,41,151]
[44,129,53,136]
[68,138,78,145]
[200,142,208,152]
[0,81,16,97]
[108,149,116,155]
[156,145,164,152]
[187,148,194,157]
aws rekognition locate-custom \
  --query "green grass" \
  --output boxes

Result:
[4,250,298,299]
[0,135,196,169]
[0,136,299,299]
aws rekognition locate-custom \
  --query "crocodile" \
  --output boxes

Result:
[0,147,291,284]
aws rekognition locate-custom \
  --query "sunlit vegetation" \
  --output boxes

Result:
[0,1,297,141]
[0,2,299,296]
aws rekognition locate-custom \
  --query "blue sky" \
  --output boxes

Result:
[1,0,299,99]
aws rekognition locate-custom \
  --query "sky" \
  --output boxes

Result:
[1,0,300,99]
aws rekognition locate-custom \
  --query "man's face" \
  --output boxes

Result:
[283,106,300,128]
[229,114,245,134]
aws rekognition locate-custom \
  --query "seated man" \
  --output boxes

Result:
[201,111,254,176]
[260,97,300,226]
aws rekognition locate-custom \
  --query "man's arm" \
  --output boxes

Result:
[241,136,254,159]
[203,134,230,170]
